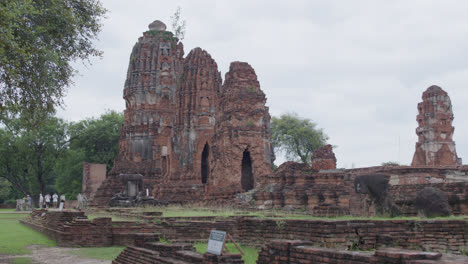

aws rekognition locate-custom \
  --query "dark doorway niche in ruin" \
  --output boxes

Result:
[241,149,254,191]
[201,143,209,184]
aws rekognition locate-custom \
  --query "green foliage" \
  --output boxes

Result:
[271,112,328,164]
[54,148,85,198]
[69,246,125,260]
[0,116,68,196]
[245,86,256,93]
[381,161,400,166]
[55,110,123,197]
[0,177,12,203]
[145,30,175,42]
[68,110,123,171]
[194,242,259,264]
[0,0,107,125]
[0,213,56,254]
[170,6,186,40]
[245,119,255,128]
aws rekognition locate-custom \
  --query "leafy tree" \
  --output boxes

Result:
[55,111,123,196]
[0,178,12,204]
[170,6,186,40]
[271,113,328,164]
[0,0,106,124]
[0,116,68,197]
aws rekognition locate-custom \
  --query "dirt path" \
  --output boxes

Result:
[0,245,112,264]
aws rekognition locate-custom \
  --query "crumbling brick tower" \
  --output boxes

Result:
[411,85,460,166]
[208,62,274,197]
[92,21,273,205]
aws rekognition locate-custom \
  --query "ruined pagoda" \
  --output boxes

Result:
[92,20,274,205]
[411,85,460,166]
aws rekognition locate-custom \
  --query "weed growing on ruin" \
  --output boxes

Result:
[245,86,256,93]
[245,120,255,128]
[12,257,32,264]
[145,30,176,42]
[276,220,286,230]
[158,234,172,244]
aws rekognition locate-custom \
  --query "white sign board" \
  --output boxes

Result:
[59,202,64,211]
[206,230,226,255]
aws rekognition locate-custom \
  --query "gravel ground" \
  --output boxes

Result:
[0,245,112,264]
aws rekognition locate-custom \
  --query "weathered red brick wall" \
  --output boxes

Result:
[236,218,467,254]
[257,240,468,264]
[82,163,107,200]
[310,144,337,171]
[255,163,468,216]
[21,210,157,247]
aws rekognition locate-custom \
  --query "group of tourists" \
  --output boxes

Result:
[38,193,66,209]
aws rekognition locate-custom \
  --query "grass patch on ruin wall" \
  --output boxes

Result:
[194,242,259,264]
[0,213,56,254]
[68,246,125,260]
[91,205,468,221]
[12,257,32,264]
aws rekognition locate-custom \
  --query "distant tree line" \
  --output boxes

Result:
[0,111,123,204]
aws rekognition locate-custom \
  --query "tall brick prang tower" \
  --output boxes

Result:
[411,85,460,166]
[92,20,273,205]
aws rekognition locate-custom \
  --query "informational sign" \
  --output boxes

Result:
[59,202,64,211]
[206,230,226,255]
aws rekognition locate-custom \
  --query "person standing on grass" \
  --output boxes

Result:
[45,193,51,208]
[26,195,32,211]
[60,194,66,208]
[39,193,44,209]
[52,193,58,208]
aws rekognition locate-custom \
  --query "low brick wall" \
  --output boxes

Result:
[257,240,468,264]
[21,210,158,247]
[113,242,244,264]
[236,218,467,254]
[21,210,468,255]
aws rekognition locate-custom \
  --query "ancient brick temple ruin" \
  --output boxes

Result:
[411,85,460,166]
[93,21,274,205]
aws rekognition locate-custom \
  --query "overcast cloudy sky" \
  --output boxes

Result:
[58,0,468,168]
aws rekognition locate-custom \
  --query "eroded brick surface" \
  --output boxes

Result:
[412,85,459,166]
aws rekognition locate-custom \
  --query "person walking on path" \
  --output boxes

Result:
[39,193,44,209]
[52,193,58,208]
[45,193,51,208]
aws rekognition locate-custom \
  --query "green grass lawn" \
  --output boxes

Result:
[0,213,56,255]
[69,246,125,260]
[194,242,259,264]
[0,208,15,212]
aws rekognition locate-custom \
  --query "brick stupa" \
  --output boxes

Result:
[93,21,274,205]
[411,85,460,166]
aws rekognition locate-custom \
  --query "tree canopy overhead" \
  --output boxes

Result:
[0,0,106,123]
[271,113,329,164]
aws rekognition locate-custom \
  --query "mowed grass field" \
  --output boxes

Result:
[0,213,56,255]
[0,211,124,261]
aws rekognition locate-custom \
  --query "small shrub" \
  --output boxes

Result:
[245,120,255,128]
